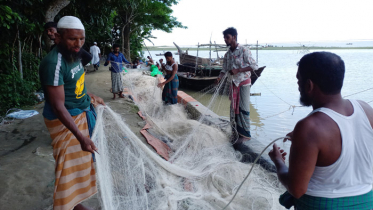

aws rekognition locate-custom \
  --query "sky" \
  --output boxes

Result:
[144,0,373,47]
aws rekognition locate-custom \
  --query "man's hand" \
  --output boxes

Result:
[79,136,98,154]
[215,77,221,84]
[229,68,240,75]
[159,59,163,64]
[157,82,165,88]
[90,94,106,107]
[216,72,225,84]
[284,131,294,142]
[269,143,287,164]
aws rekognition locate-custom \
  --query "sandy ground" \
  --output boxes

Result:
[0,64,147,210]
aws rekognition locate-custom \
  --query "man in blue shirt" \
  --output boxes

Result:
[105,44,131,99]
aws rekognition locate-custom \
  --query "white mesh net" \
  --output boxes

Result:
[92,70,286,210]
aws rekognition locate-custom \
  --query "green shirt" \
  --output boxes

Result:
[39,46,90,110]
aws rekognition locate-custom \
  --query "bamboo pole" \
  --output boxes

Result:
[214,41,219,59]
[143,41,152,59]
[256,40,259,64]
[209,41,212,77]
[194,42,199,74]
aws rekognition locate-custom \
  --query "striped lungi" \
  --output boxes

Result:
[294,190,373,210]
[44,112,97,210]
[111,71,123,94]
[230,83,251,142]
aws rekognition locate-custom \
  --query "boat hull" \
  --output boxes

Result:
[177,66,266,91]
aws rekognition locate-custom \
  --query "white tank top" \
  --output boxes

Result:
[306,99,373,198]
[165,63,175,71]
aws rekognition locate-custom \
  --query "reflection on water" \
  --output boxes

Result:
[171,49,373,152]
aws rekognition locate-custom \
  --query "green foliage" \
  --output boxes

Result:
[59,0,117,49]
[114,0,186,60]
[0,0,46,115]
[0,5,22,29]
[0,65,39,115]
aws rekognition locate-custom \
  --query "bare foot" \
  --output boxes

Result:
[118,92,125,98]
[112,93,116,100]
[73,204,94,210]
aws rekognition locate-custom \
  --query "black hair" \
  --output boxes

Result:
[297,51,345,95]
[44,22,57,29]
[57,28,66,37]
[223,27,238,40]
[113,44,120,49]
[164,51,172,57]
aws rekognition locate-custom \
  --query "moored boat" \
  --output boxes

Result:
[173,42,265,91]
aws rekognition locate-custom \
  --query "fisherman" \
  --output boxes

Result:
[216,27,258,146]
[39,16,105,210]
[157,52,179,104]
[89,42,101,71]
[44,21,92,66]
[269,52,373,209]
[105,43,131,99]
[147,56,154,65]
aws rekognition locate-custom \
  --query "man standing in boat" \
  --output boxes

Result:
[217,27,258,147]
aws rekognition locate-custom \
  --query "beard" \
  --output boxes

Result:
[58,43,82,63]
[299,88,312,106]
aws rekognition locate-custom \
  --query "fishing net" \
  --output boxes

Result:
[92,70,286,210]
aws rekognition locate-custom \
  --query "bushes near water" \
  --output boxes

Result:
[0,52,41,116]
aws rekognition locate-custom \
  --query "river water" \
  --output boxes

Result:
[145,49,373,152]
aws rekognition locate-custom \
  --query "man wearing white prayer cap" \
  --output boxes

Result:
[39,16,104,210]
[90,42,101,71]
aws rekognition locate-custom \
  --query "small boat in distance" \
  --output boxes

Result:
[156,52,179,56]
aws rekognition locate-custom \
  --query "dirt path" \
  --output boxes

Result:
[0,64,146,210]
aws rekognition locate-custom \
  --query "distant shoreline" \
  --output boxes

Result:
[146,46,373,51]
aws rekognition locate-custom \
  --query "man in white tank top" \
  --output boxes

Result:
[268,52,373,209]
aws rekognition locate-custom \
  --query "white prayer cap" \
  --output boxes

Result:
[57,16,85,30]
[94,42,97,45]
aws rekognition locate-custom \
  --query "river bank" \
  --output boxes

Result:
[0,63,287,209]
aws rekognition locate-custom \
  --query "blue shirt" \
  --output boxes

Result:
[106,52,130,73]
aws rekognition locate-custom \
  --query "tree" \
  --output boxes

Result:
[43,0,71,50]
[58,0,118,52]
[115,0,186,60]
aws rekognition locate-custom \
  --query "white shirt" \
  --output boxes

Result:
[89,45,101,64]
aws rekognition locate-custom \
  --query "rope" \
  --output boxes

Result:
[222,136,287,210]
[343,87,373,98]
[251,69,373,118]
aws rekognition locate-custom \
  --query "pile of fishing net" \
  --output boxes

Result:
[92,71,286,210]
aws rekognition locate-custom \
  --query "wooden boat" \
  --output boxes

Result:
[174,42,211,66]
[177,66,266,91]
[155,52,179,56]
[173,42,265,91]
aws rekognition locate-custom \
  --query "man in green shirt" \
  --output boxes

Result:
[39,16,104,210]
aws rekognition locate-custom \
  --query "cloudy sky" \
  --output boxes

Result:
[144,0,373,46]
